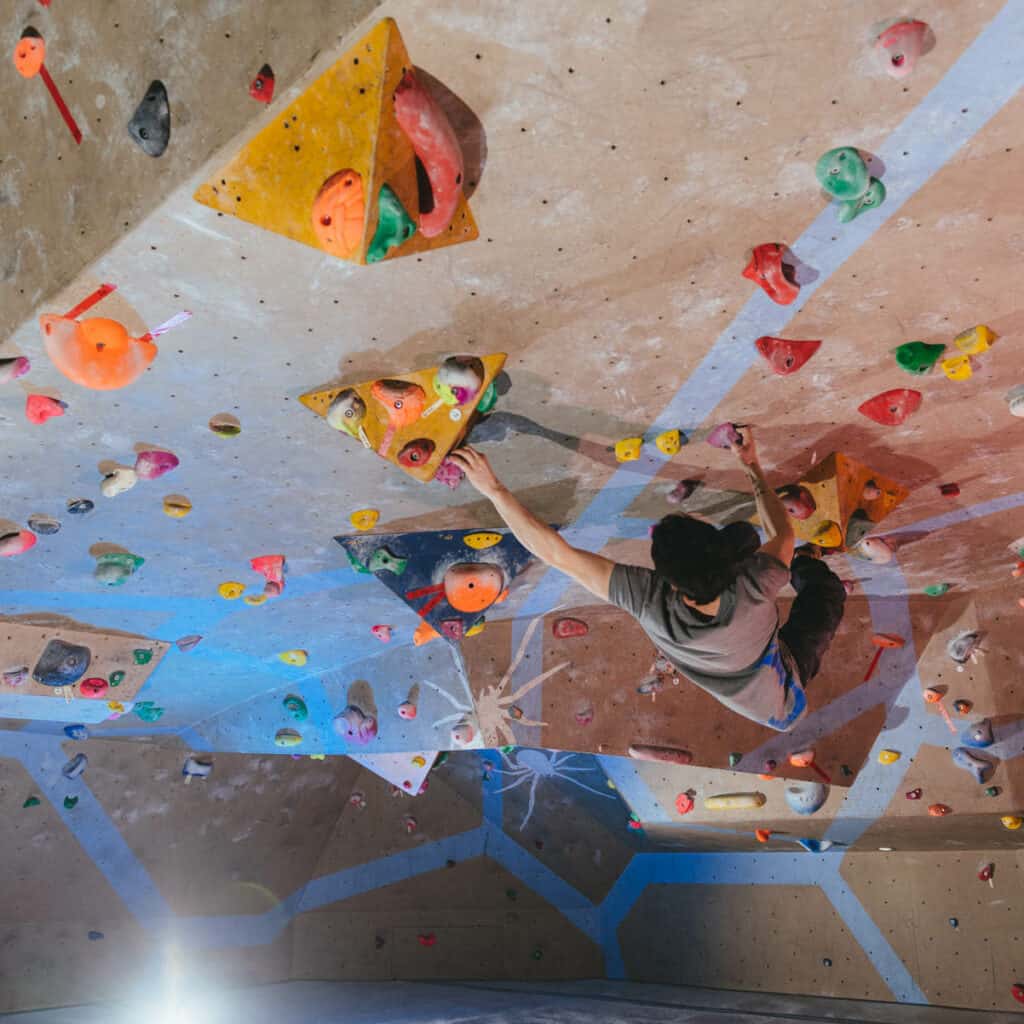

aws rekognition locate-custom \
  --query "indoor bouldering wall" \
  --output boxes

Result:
[2,0,1024,1019]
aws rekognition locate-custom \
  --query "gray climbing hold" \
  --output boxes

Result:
[961,718,993,748]
[27,514,60,535]
[61,753,88,779]
[784,781,829,816]
[128,80,170,157]
[947,630,982,665]
[952,746,993,784]
[175,634,202,653]
[66,498,94,515]
[33,639,91,687]
[182,756,213,780]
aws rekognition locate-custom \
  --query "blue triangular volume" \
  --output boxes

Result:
[335,527,538,643]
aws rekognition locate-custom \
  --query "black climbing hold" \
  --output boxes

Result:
[128,80,171,157]
[949,917,959,929]
[32,639,91,687]
[823,958,832,967]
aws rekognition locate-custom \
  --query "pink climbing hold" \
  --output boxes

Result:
[397,700,417,720]
[134,449,179,480]
[857,388,922,426]
[0,355,31,383]
[875,19,929,79]
[706,422,743,450]
[742,243,799,305]
[439,619,465,641]
[0,531,37,557]
[25,394,66,424]
[79,677,109,699]
[778,485,816,520]
[754,337,821,376]
[434,457,465,489]
[675,792,695,815]
[371,624,393,643]
[552,617,588,639]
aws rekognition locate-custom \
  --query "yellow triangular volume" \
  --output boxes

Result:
[193,18,477,264]
[300,353,506,483]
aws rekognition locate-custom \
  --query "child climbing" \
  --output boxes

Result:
[450,428,847,731]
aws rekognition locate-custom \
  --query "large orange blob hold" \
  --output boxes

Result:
[443,562,507,613]
[371,379,426,429]
[39,315,158,390]
[311,169,366,259]
[14,36,45,79]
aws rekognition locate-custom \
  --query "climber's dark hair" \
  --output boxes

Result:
[650,514,741,605]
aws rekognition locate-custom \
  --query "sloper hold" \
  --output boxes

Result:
[857,388,922,426]
[33,639,91,687]
[39,315,157,391]
[742,243,799,305]
[194,18,477,264]
[875,19,929,79]
[128,80,170,157]
[894,340,945,375]
[755,337,821,376]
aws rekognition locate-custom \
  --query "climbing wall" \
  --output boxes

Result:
[2,0,1024,1019]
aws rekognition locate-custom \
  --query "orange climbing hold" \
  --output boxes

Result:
[864,633,904,681]
[443,563,507,614]
[13,34,45,78]
[755,829,772,843]
[311,170,366,259]
[39,315,158,391]
[928,803,952,817]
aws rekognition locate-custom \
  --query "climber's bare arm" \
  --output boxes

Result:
[450,446,614,601]
[729,427,796,567]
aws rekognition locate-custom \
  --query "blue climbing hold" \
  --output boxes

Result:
[961,718,993,748]
[797,838,835,853]
[64,724,89,741]
[784,781,829,816]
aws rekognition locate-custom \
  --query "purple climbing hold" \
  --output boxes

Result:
[666,479,700,505]
[706,422,742,450]
[62,753,88,779]
[175,634,202,652]
[952,746,993,784]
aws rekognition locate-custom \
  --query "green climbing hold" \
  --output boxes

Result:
[837,176,886,222]
[985,786,1001,797]
[368,547,408,575]
[283,695,308,721]
[815,146,869,200]
[109,670,125,687]
[366,184,416,263]
[132,649,153,665]
[133,701,164,722]
[500,745,516,755]
[345,549,371,575]
[924,583,951,597]
[22,796,40,808]
[63,796,78,810]
[505,888,518,902]
[531,947,544,961]
[895,341,945,375]
[840,764,853,777]
[476,381,498,415]
[94,552,145,586]
[728,752,742,767]
[436,752,449,766]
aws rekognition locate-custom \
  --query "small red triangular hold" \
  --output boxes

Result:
[249,64,275,103]
[755,337,822,376]
[857,388,922,426]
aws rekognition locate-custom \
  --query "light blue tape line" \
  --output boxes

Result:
[886,490,1024,537]
[484,825,600,942]
[0,731,172,926]
[597,755,668,824]
[819,875,927,1004]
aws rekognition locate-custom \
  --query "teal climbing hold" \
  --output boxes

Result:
[728,752,742,767]
[815,147,869,200]
[283,695,308,721]
[94,552,144,586]
[894,341,945,375]
[477,381,498,415]
[837,177,886,222]
[132,649,153,665]
[109,671,125,687]
[22,796,40,808]
[924,583,951,597]
[345,548,372,574]
[366,184,416,263]
[133,701,164,722]
[63,796,78,810]
[368,547,408,575]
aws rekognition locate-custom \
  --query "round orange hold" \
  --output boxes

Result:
[443,563,507,613]
[39,315,158,390]
[311,169,365,259]
[14,36,45,79]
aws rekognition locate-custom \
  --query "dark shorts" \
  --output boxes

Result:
[779,553,847,685]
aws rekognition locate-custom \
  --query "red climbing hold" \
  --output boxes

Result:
[857,389,922,427]
[417,933,437,947]
[1012,983,1024,1005]
[25,394,66,424]
[939,483,960,498]
[439,619,464,641]
[251,554,286,595]
[249,63,275,103]
[742,244,799,305]
[778,485,816,520]
[875,19,929,79]
[552,617,588,639]
[674,792,695,815]
[755,337,821,376]
[79,677,109,699]
[905,788,922,800]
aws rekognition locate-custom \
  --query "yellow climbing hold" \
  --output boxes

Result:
[954,324,995,356]
[275,729,302,747]
[309,753,326,760]
[350,508,380,531]
[106,701,125,715]
[279,649,308,666]
[878,749,901,765]
[704,792,767,810]
[244,593,268,606]
[940,354,972,381]
[463,531,502,550]
[655,429,682,457]
[411,755,426,767]
[615,437,643,462]
[163,495,192,518]
[813,520,843,548]
[606,779,617,791]
[218,581,245,600]
[465,619,486,638]
[1001,814,1023,831]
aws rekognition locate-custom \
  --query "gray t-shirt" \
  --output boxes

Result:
[608,552,807,731]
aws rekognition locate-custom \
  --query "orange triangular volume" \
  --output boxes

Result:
[193,18,477,264]
[299,352,506,482]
